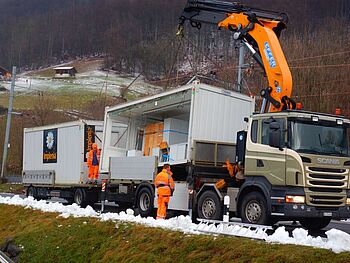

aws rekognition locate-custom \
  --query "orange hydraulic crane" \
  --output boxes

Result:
[177,0,296,112]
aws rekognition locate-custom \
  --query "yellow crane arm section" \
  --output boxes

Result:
[178,0,296,112]
[218,14,292,112]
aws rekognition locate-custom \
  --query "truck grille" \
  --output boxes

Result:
[306,166,348,207]
[308,195,345,206]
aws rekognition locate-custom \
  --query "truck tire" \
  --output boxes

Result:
[137,187,154,217]
[299,218,331,231]
[241,191,269,225]
[74,188,87,208]
[26,186,37,199]
[197,190,222,220]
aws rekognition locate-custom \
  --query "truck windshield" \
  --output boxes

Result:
[289,120,349,157]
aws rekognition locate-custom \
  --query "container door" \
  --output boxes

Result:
[143,122,164,156]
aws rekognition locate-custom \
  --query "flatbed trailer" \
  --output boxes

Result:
[22,119,128,207]
[22,82,254,213]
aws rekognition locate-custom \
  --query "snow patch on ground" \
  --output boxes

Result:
[2,70,162,96]
[1,195,350,253]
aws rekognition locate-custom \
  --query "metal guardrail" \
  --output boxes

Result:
[196,218,274,240]
[0,251,14,263]
[3,176,22,184]
[197,218,274,230]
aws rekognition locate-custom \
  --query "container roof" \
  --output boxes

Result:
[107,85,192,118]
[24,119,104,132]
[106,83,253,121]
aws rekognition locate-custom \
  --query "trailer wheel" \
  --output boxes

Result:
[241,191,269,225]
[137,187,154,217]
[197,190,222,220]
[299,218,331,231]
[74,188,87,208]
[26,186,37,199]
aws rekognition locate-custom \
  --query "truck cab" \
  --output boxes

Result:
[236,110,350,229]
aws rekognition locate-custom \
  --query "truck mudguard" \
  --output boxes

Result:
[237,176,272,215]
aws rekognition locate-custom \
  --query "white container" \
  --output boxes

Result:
[22,120,126,185]
[101,82,255,172]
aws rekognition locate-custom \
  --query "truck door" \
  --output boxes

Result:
[255,118,287,185]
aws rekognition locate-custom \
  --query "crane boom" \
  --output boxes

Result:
[178,0,295,112]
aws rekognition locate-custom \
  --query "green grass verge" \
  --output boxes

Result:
[0,87,138,111]
[0,184,24,194]
[0,205,350,262]
[0,90,100,111]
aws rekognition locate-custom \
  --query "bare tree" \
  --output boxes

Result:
[32,92,57,126]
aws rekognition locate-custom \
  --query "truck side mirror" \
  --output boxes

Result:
[269,122,283,150]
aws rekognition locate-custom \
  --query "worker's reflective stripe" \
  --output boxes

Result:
[156,183,169,188]
[167,174,175,189]
[156,181,169,187]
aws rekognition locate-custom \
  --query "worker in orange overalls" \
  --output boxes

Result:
[87,143,100,184]
[154,164,175,220]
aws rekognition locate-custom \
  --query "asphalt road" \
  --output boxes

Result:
[1,193,350,236]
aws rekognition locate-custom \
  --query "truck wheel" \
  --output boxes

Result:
[299,218,331,231]
[197,190,222,220]
[137,187,154,217]
[74,188,87,208]
[241,191,269,225]
[26,186,37,199]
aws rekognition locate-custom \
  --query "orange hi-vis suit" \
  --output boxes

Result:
[87,143,100,180]
[154,169,175,220]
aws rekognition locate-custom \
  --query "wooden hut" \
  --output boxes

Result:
[53,66,77,79]
[0,66,11,81]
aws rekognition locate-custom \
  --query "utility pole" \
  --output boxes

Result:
[1,66,16,182]
[237,41,245,93]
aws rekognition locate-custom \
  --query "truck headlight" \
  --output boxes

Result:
[346,198,350,205]
[285,195,305,204]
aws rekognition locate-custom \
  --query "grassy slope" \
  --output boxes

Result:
[0,205,350,263]
[0,90,100,111]
[0,59,113,111]
[28,59,105,78]
[0,184,24,194]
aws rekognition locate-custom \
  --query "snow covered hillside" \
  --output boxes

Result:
[1,60,162,97]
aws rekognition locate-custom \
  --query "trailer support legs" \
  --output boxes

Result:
[101,179,107,213]
[223,195,230,222]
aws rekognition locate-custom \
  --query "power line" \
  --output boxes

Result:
[289,50,350,62]
[294,88,350,98]
[290,63,350,69]
[294,79,349,87]
[183,35,237,82]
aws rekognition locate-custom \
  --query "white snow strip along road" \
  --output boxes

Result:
[1,195,350,253]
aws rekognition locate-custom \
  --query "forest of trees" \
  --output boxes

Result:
[0,0,349,174]
[0,0,349,115]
